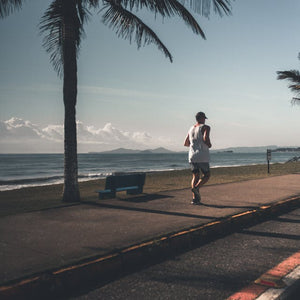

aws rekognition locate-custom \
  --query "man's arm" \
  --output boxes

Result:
[202,125,212,148]
[184,134,190,147]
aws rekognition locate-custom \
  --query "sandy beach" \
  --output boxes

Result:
[0,162,299,217]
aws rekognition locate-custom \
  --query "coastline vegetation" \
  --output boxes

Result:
[0,162,299,217]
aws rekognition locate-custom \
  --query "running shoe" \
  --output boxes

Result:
[191,199,201,205]
[191,187,201,201]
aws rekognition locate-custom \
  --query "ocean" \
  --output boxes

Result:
[0,151,299,191]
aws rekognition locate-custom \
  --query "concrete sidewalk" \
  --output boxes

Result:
[0,174,300,298]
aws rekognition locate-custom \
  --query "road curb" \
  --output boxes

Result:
[227,251,300,300]
[0,196,299,299]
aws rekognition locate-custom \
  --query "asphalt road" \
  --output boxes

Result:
[71,208,300,300]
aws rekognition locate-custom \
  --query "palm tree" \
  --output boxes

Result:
[277,54,300,105]
[1,0,233,202]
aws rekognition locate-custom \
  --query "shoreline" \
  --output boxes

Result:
[2,151,300,192]
[0,162,299,217]
[0,162,292,192]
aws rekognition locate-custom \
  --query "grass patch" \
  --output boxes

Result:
[1,162,299,217]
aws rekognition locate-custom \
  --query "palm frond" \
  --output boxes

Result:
[212,0,232,17]
[277,70,300,92]
[121,0,232,18]
[39,0,90,76]
[119,0,206,38]
[0,0,23,18]
[277,70,300,83]
[292,97,300,105]
[288,84,300,93]
[85,0,101,9]
[186,0,232,17]
[277,70,300,103]
[102,1,173,62]
[155,0,206,37]
[158,0,206,37]
[39,0,64,76]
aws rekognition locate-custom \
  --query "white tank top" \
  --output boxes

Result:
[188,125,210,163]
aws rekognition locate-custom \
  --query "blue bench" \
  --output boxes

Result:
[97,173,146,199]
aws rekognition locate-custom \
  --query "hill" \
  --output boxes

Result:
[91,147,174,154]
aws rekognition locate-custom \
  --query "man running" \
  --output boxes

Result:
[184,112,212,204]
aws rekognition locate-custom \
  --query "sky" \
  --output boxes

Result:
[1,0,300,153]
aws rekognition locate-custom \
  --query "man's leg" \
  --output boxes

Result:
[194,163,210,189]
[195,172,210,188]
[191,171,201,203]
[190,163,201,204]
[191,172,200,190]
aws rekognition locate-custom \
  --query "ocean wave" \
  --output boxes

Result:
[0,175,63,185]
[0,172,112,191]
[0,181,64,192]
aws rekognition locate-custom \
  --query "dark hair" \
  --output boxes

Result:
[195,112,207,122]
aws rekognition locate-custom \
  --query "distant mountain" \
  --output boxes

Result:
[91,145,300,154]
[148,147,174,154]
[92,148,138,154]
[91,147,174,154]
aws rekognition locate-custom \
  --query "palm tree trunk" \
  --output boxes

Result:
[62,1,80,202]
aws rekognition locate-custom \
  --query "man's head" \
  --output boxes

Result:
[195,112,207,123]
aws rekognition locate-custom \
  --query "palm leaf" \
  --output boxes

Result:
[119,0,206,38]
[39,0,89,76]
[277,70,300,92]
[211,0,233,17]
[277,70,300,83]
[277,70,300,105]
[185,0,232,17]
[85,0,101,8]
[122,0,232,18]
[102,1,173,62]
[291,97,300,105]
[0,0,23,17]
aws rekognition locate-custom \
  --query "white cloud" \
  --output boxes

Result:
[2,118,41,140]
[41,125,64,142]
[0,117,172,153]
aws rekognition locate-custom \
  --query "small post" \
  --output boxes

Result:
[266,149,272,174]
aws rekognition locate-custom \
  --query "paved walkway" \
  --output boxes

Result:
[0,174,299,298]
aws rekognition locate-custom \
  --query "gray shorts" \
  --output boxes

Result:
[190,162,210,175]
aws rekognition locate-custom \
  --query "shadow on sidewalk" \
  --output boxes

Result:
[118,193,171,203]
[84,201,215,220]
[201,203,256,210]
